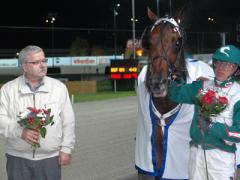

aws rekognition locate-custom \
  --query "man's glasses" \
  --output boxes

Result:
[213,60,237,69]
[25,59,48,65]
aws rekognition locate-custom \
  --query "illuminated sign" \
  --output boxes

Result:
[110,60,138,80]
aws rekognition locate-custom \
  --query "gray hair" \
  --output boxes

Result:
[18,45,44,64]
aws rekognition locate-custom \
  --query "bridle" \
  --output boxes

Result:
[149,16,185,81]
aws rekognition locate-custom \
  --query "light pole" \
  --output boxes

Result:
[156,0,159,17]
[46,13,57,67]
[131,16,138,60]
[169,0,172,16]
[132,0,136,60]
[113,3,120,60]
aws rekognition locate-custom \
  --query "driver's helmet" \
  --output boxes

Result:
[212,45,240,66]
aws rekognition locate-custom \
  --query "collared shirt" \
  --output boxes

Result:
[23,74,44,92]
[214,77,235,88]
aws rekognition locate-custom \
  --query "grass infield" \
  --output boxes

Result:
[72,91,136,103]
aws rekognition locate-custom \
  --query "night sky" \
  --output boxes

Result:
[0,0,239,49]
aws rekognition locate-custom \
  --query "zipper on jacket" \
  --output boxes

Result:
[33,93,36,108]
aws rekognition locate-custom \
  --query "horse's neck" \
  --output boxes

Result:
[152,96,178,115]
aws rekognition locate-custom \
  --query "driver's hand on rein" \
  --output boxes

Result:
[21,128,39,145]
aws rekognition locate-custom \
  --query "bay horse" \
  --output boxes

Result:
[135,9,214,179]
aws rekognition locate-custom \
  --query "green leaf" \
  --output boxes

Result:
[40,127,47,138]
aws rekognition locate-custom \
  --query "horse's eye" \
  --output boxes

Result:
[175,41,180,47]
[174,38,182,51]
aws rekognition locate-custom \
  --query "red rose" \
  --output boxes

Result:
[219,96,228,105]
[202,93,214,105]
[206,90,215,97]
[27,107,41,114]
[27,116,34,125]
[42,109,50,115]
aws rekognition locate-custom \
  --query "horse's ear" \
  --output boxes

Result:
[147,7,158,22]
[141,7,157,50]
[141,26,151,50]
[174,2,192,26]
[174,7,185,25]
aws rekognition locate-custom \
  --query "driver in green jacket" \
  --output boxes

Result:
[168,45,240,180]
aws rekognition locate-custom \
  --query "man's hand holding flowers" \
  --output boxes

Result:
[21,128,39,145]
[17,107,54,158]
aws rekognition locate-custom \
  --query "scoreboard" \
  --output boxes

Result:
[110,60,138,80]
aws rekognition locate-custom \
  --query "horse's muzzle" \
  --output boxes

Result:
[149,78,168,97]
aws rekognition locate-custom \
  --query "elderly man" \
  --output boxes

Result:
[0,45,75,180]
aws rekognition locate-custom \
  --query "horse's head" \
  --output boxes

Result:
[142,9,187,98]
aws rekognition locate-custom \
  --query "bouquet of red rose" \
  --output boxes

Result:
[195,89,228,119]
[17,107,54,158]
